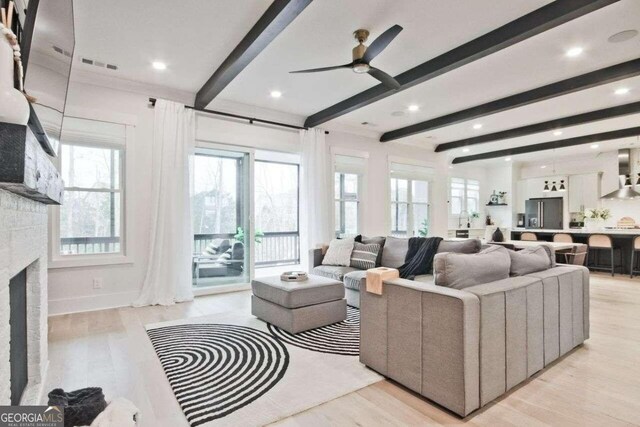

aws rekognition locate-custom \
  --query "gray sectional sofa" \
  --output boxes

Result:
[309,237,590,417]
[309,237,481,308]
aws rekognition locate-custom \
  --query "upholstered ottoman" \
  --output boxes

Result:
[251,275,346,333]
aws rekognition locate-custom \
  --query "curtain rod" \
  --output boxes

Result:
[148,98,329,134]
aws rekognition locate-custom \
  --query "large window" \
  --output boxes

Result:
[334,173,359,237]
[58,118,126,256]
[390,178,430,237]
[333,153,366,237]
[450,177,480,215]
[389,161,433,237]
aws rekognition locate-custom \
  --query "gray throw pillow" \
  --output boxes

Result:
[359,235,386,266]
[381,236,409,268]
[433,245,511,290]
[509,245,553,276]
[437,239,481,254]
[350,242,381,270]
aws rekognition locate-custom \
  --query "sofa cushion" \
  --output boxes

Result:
[350,242,381,270]
[437,239,482,254]
[322,238,355,267]
[509,245,553,276]
[433,245,511,290]
[343,270,367,290]
[357,235,386,266]
[381,236,409,268]
[414,274,434,284]
[312,265,358,281]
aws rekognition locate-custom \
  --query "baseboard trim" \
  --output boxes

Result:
[48,291,139,316]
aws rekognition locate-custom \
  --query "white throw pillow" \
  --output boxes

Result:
[322,238,355,267]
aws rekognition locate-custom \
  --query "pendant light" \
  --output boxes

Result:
[551,181,558,192]
[624,174,632,187]
[543,181,550,192]
[636,173,640,186]
[559,179,566,191]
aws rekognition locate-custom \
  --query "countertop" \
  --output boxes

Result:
[512,228,640,235]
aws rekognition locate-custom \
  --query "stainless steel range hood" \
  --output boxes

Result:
[601,149,640,200]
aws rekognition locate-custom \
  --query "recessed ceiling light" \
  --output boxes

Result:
[591,144,599,149]
[565,47,583,58]
[462,148,470,153]
[608,30,638,43]
[553,130,563,136]
[152,61,167,70]
[408,104,419,112]
[614,87,630,95]
[270,90,282,98]
[472,123,483,130]
[449,166,453,169]
[504,157,511,162]
[540,165,547,169]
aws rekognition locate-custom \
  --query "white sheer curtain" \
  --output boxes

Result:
[300,129,333,265]
[134,100,195,306]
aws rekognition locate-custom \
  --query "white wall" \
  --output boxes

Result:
[48,76,193,315]
[49,76,452,314]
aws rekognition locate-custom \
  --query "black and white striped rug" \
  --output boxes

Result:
[267,306,360,356]
[147,324,289,427]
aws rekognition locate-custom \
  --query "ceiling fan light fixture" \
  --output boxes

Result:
[352,63,371,74]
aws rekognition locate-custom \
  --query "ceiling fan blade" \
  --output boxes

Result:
[290,63,353,73]
[368,67,400,90]
[362,24,403,63]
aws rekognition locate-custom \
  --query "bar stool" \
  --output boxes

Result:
[587,234,623,276]
[554,233,574,264]
[631,236,640,278]
[562,243,588,266]
[553,233,573,243]
[520,232,537,241]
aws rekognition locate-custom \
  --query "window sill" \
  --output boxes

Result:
[48,254,133,269]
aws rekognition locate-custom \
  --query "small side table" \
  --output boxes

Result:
[366,267,400,295]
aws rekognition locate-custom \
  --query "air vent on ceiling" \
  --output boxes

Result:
[80,56,118,71]
[52,45,72,58]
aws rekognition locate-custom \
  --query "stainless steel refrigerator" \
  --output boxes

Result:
[525,198,563,229]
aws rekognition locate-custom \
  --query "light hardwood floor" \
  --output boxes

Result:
[46,273,640,427]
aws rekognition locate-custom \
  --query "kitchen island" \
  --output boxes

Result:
[512,228,640,275]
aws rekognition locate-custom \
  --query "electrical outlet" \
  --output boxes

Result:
[93,278,103,289]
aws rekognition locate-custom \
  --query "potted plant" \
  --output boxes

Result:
[234,227,265,244]
[580,208,611,232]
[417,219,429,237]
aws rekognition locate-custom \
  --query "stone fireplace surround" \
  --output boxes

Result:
[0,189,48,405]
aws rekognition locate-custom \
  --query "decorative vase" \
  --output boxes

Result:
[0,34,29,125]
[584,218,603,232]
[492,227,504,242]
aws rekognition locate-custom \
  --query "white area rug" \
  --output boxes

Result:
[146,309,382,427]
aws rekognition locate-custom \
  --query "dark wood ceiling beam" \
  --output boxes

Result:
[451,126,640,164]
[304,0,620,128]
[435,101,640,152]
[381,58,640,142]
[195,0,312,109]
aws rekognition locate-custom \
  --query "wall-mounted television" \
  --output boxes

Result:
[20,0,74,156]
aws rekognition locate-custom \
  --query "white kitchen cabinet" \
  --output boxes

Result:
[568,173,600,213]
[568,175,584,213]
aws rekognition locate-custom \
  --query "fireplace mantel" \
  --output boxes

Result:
[0,122,63,205]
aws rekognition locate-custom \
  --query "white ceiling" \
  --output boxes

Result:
[70,0,640,164]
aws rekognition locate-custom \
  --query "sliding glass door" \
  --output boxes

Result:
[191,149,251,288]
[254,159,300,273]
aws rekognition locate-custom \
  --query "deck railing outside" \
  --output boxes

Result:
[61,231,300,267]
